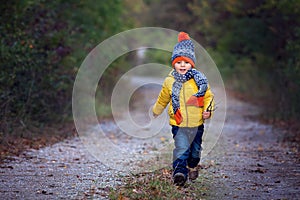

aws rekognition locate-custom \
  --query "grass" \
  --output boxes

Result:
[109,167,211,200]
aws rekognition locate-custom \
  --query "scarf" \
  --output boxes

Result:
[171,68,208,125]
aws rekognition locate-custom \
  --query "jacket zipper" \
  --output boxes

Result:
[182,83,189,127]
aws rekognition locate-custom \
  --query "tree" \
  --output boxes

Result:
[0,0,127,132]
[139,0,300,119]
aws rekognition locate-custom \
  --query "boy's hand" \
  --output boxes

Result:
[202,111,211,119]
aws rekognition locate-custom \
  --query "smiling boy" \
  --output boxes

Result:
[152,32,214,186]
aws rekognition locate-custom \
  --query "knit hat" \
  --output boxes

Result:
[171,32,196,67]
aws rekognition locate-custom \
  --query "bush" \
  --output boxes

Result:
[0,1,72,125]
[0,0,127,133]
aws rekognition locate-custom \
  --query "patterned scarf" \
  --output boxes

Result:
[171,68,208,125]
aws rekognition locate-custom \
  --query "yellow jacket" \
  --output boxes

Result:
[153,71,214,127]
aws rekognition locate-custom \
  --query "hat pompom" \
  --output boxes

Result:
[178,32,190,42]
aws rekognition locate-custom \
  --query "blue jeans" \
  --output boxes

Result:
[172,125,204,177]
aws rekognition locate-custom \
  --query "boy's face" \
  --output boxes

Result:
[174,60,192,75]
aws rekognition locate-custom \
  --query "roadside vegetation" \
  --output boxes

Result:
[0,0,129,158]
[109,167,215,200]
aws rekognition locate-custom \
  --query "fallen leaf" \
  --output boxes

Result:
[275,180,281,183]
[257,163,264,167]
[257,145,264,151]
[0,166,13,169]
[250,167,267,174]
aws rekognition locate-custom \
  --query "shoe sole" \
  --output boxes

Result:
[173,173,186,186]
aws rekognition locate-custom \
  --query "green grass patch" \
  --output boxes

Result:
[95,101,112,119]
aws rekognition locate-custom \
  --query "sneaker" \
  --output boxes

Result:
[188,167,199,181]
[173,173,186,186]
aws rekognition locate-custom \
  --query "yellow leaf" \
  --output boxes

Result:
[160,137,166,142]
[257,145,264,151]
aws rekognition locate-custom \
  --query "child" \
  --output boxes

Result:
[152,32,214,186]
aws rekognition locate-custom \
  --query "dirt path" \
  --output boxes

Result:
[0,77,299,199]
[204,96,300,199]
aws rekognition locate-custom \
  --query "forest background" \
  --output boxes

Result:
[1,0,299,151]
